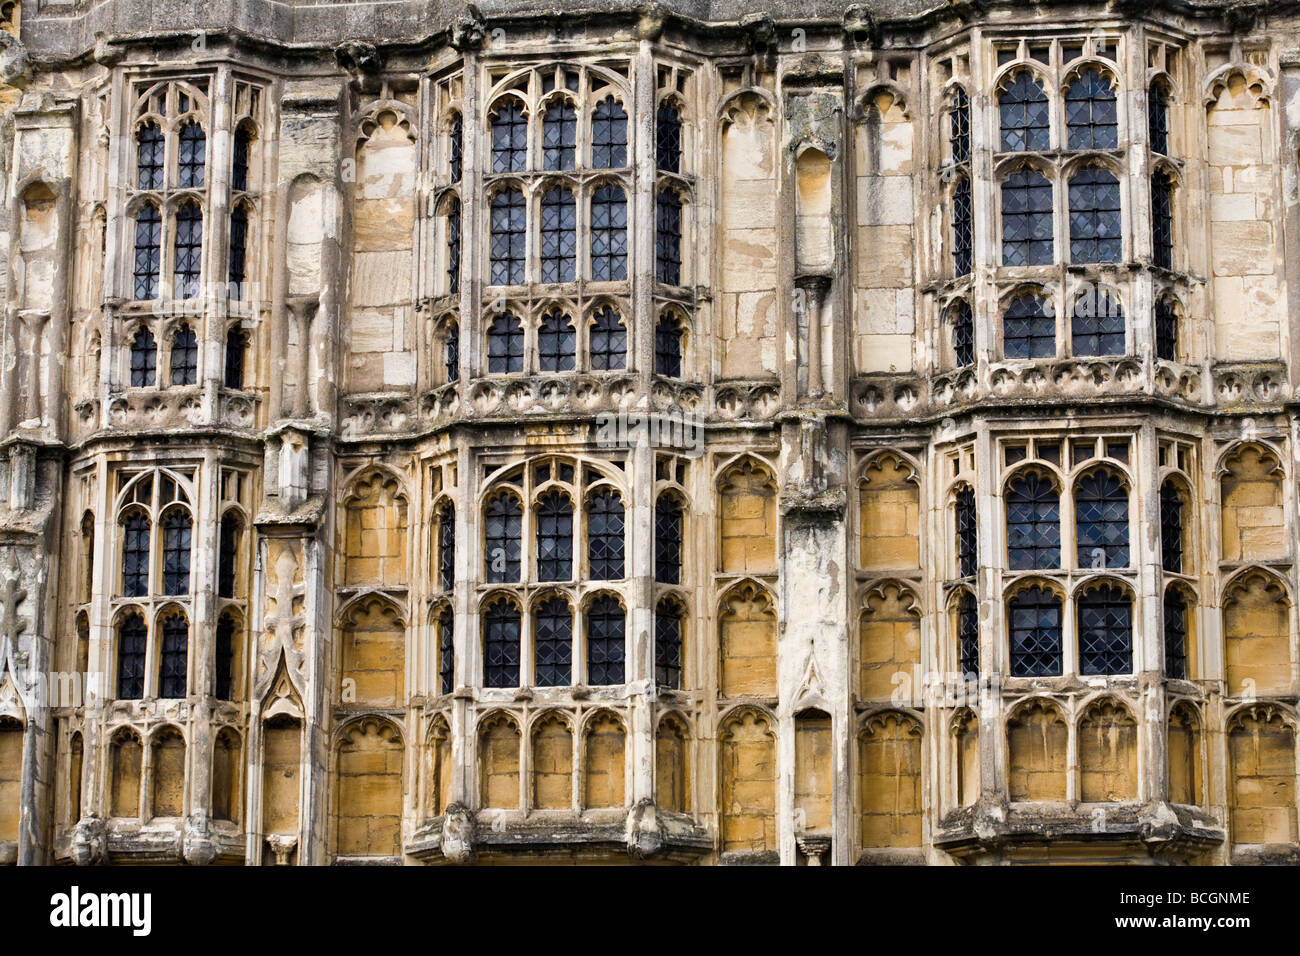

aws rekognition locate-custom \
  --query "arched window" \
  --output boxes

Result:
[215,613,236,700]
[655,598,683,689]
[177,120,206,188]
[162,509,192,595]
[950,87,971,162]
[129,327,157,387]
[170,324,198,386]
[655,494,683,584]
[590,185,628,281]
[656,189,682,286]
[228,205,248,299]
[1006,471,1060,570]
[224,328,247,389]
[538,311,576,372]
[533,596,572,686]
[1155,298,1178,362]
[587,595,625,685]
[448,114,463,183]
[1068,168,1121,263]
[217,512,240,598]
[136,122,164,189]
[158,613,189,698]
[490,99,527,173]
[655,314,683,377]
[1148,83,1169,155]
[535,490,573,582]
[174,202,203,299]
[437,501,455,593]
[1151,172,1173,270]
[1160,480,1184,573]
[437,605,454,695]
[231,124,252,191]
[955,485,977,577]
[952,175,972,277]
[1072,288,1124,356]
[1001,168,1053,266]
[952,300,974,368]
[542,100,577,171]
[1004,293,1055,359]
[591,97,628,168]
[446,199,461,294]
[482,598,521,687]
[1065,69,1118,149]
[484,493,522,583]
[122,511,151,597]
[540,187,576,283]
[588,307,626,371]
[656,101,682,173]
[957,590,979,677]
[443,321,460,382]
[489,188,526,286]
[1075,469,1128,569]
[999,72,1050,152]
[587,489,624,580]
[117,613,147,699]
[486,314,524,373]
[1008,585,1062,676]
[1164,588,1188,679]
[1078,584,1132,675]
[133,204,162,300]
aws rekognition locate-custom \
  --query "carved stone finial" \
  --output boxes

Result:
[637,2,666,41]
[842,5,875,46]
[335,41,384,93]
[451,3,487,52]
[740,12,775,54]
[441,803,475,863]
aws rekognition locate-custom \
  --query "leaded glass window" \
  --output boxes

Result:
[487,314,524,374]
[228,205,248,298]
[162,509,192,595]
[952,175,972,277]
[655,314,683,377]
[591,97,628,168]
[218,513,239,598]
[536,491,573,582]
[1069,167,1121,263]
[956,485,977,577]
[950,87,971,163]
[1155,298,1177,362]
[1148,84,1169,156]
[117,614,147,699]
[174,202,203,299]
[134,204,162,300]
[586,595,625,685]
[656,101,682,173]
[1151,172,1174,270]
[655,494,683,584]
[215,614,235,700]
[170,325,198,386]
[538,311,576,372]
[1078,585,1132,675]
[591,185,628,281]
[543,100,577,171]
[122,511,150,597]
[231,124,251,192]
[1001,168,1053,266]
[1071,289,1125,356]
[449,114,463,182]
[1008,585,1062,677]
[656,189,682,286]
[533,596,572,686]
[1160,480,1184,574]
[136,123,164,189]
[484,494,522,583]
[159,614,189,698]
[1075,469,1129,569]
[130,328,157,387]
[1065,69,1118,150]
[444,321,460,382]
[447,201,461,293]
[1006,471,1060,570]
[1004,294,1055,359]
[177,120,206,188]
[438,605,455,694]
[655,598,683,689]
[958,590,979,677]
[490,188,526,285]
[1164,589,1187,680]
[491,99,527,173]
[540,188,576,283]
[587,489,624,580]
[224,328,246,389]
[589,308,626,371]
[483,598,521,687]
[438,502,455,593]
[999,72,1050,151]
[953,300,974,368]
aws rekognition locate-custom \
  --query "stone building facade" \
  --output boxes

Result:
[0,0,1297,866]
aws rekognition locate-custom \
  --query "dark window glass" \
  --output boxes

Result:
[999,72,1050,151]
[589,308,626,371]
[1148,84,1169,156]
[1155,298,1178,362]
[952,175,972,277]
[117,615,147,699]
[539,188,576,284]
[218,514,239,598]
[655,315,683,377]
[1008,585,1062,677]
[228,205,248,299]
[1001,168,1054,266]
[1078,585,1132,675]
[449,114,463,182]
[656,189,682,285]
[446,201,461,293]
[130,328,157,387]
[484,494,522,583]
[438,606,455,695]
[1151,172,1174,270]
[656,101,682,173]
[956,486,977,577]
[491,99,527,173]
[162,509,192,595]
[1004,294,1055,359]
[159,614,189,698]
[536,312,575,372]
[174,203,203,299]
[170,325,198,386]
[1006,471,1060,570]
[953,300,974,368]
[1163,589,1187,680]
[444,322,460,383]
[224,328,246,389]
[483,599,521,688]
[591,97,628,168]
[950,87,971,163]
[1075,469,1129,569]
[134,204,162,300]
[136,122,164,189]
[1160,480,1184,574]
[215,615,235,700]
[1065,69,1118,150]
[231,125,251,192]
[655,599,683,689]
[1072,288,1125,356]
[533,596,572,686]
[591,185,628,281]
[655,494,683,584]
[489,188,526,285]
[438,502,456,593]
[122,511,150,597]
[536,490,573,582]
[1068,167,1122,263]
[586,595,625,685]
[487,314,524,373]
[958,590,979,677]
[177,120,206,188]
[543,100,577,171]
[587,489,625,579]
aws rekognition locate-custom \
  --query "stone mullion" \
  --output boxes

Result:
[968,27,997,371]
[451,437,476,808]
[973,419,1004,801]
[205,66,234,391]
[1135,421,1166,803]
[1125,24,1155,362]
[460,53,482,380]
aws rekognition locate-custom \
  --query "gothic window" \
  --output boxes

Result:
[217,512,240,598]
[491,99,528,173]
[1148,83,1169,156]
[170,324,198,386]
[533,596,572,686]
[590,184,628,281]
[1068,167,1121,263]
[177,120,206,188]
[446,200,461,293]
[1078,584,1132,675]
[542,100,577,171]
[489,188,526,285]
[540,187,576,283]
[162,509,192,595]
[1008,585,1063,677]
[136,122,164,189]
[158,613,189,698]
[122,510,151,597]
[1006,471,1060,570]
[1071,288,1124,356]
[1164,588,1187,680]
[999,72,1050,152]
[133,204,162,300]
[591,97,628,168]
[130,327,157,387]
[656,100,682,172]
[444,321,460,382]
[1151,172,1173,270]
[952,175,972,277]
[482,598,521,687]
[438,605,454,695]
[1001,168,1053,266]
[1004,293,1055,359]
[117,613,147,699]
[957,590,979,677]
[656,189,682,286]
[655,313,683,377]
[174,201,203,298]
[438,501,456,593]
[950,87,971,162]
[215,613,236,700]
[484,493,522,583]
[535,490,573,582]
[1160,479,1184,573]
[231,124,251,192]
[228,204,248,298]
[655,597,683,689]
[655,494,683,584]
[586,595,625,685]
[449,113,463,182]
[587,489,625,580]
[1075,469,1129,569]
[487,314,524,373]
[588,307,626,371]
[956,485,977,577]
[224,328,247,389]
[1065,69,1118,149]
[1155,298,1178,362]
[953,300,974,368]
[538,311,576,372]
